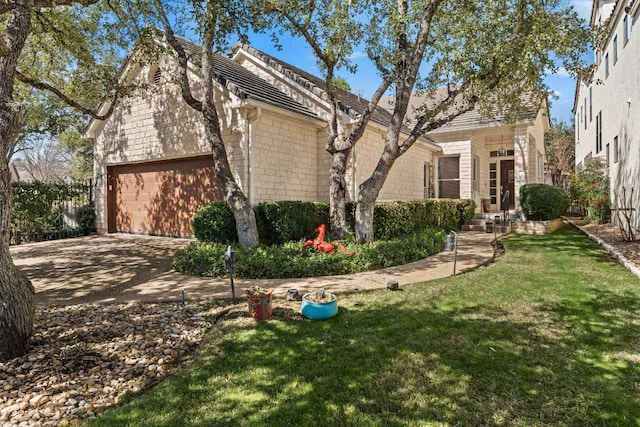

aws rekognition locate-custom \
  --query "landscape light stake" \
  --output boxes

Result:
[446,231,458,275]
[224,245,237,304]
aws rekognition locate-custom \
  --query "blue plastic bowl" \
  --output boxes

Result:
[301,293,338,320]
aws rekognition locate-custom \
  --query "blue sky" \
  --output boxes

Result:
[231,0,593,126]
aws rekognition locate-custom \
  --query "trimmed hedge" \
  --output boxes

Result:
[193,198,476,244]
[520,184,570,221]
[192,201,237,244]
[255,201,330,244]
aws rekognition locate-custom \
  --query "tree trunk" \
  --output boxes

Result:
[196,18,259,249]
[0,0,35,361]
[329,149,351,239]
[355,137,399,243]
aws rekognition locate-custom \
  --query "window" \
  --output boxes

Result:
[589,87,593,122]
[537,153,543,183]
[584,98,588,129]
[613,35,618,63]
[489,163,497,205]
[624,15,629,45]
[605,53,609,77]
[614,136,619,163]
[437,156,460,199]
[423,163,431,199]
[596,111,602,154]
[472,156,479,201]
[606,143,610,166]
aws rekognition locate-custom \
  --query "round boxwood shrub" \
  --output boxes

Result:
[76,203,96,235]
[520,184,569,221]
[192,201,237,243]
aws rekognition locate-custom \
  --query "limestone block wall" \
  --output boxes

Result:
[250,110,324,202]
[353,127,436,201]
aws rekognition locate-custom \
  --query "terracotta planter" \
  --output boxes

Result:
[301,292,338,320]
[246,288,274,320]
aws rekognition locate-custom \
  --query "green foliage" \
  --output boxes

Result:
[544,120,574,188]
[520,184,570,221]
[195,199,475,245]
[255,201,330,244]
[373,199,476,239]
[76,203,96,235]
[11,181,90,239]
[172,228,445,279]
[569,158,611,223]
[192,201,238,244]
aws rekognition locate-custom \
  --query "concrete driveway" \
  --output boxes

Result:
[10,234,198,305]
[10,231,497,306]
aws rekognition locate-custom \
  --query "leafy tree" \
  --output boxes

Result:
[267,0,590,242]
[153,0,263,248]
[569,157,610,223]
[545,120,575,189]
[0,0,154,360]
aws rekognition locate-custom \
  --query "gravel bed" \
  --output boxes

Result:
[0,302,220,426]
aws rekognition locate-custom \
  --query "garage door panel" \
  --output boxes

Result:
[108,157,222,237]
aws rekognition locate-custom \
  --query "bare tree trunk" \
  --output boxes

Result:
[355,140,399,242]
[0,0,35,361]
[329,149,351,239]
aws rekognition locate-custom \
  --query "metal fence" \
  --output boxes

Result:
[10,179,94,245]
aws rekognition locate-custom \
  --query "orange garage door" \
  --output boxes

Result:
[107,156,222,237]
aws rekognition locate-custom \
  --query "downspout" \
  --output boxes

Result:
[245,107,261,205]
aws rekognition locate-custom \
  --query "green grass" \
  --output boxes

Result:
[87,227,640,426]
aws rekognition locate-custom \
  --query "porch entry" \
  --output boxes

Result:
[500,159,515,210]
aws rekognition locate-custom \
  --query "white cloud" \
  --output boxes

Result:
[349,51,367,60]
[572,0,592,22]
[544,66,571,78]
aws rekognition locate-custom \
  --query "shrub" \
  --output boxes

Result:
[569,158,611,223]
[520,184,570,221]
[192,201,237,243]
[255,201,330,244]
[171,228,446,279]
[76,203,96,234]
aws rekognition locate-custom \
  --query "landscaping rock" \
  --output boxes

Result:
[0,302,216,426]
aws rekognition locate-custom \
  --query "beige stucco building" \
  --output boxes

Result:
[86,36,549,237]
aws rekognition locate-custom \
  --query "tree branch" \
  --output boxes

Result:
[153,0,203,112]
[0,0,100,14]
[14,70,117,121]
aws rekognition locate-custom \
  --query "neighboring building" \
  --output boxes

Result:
[86,34,549,238]
[574,0,640,230]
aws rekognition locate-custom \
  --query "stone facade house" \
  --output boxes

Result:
[383,92,550,214]
[574,0,640,231]
[86,35,549,238]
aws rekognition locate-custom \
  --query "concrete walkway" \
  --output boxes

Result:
[10,231,498,305]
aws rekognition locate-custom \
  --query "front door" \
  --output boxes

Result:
[500,160,515,210]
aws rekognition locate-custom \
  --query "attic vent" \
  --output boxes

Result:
[148,65,162,86]
[153,68,162,85]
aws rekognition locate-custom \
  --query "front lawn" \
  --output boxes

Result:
[87,227,640,426]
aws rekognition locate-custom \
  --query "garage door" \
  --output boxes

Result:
[107,156,222,237]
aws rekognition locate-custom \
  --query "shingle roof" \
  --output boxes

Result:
[233,43,398,128]
[173,37,321,120]
[380,87,542,133]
